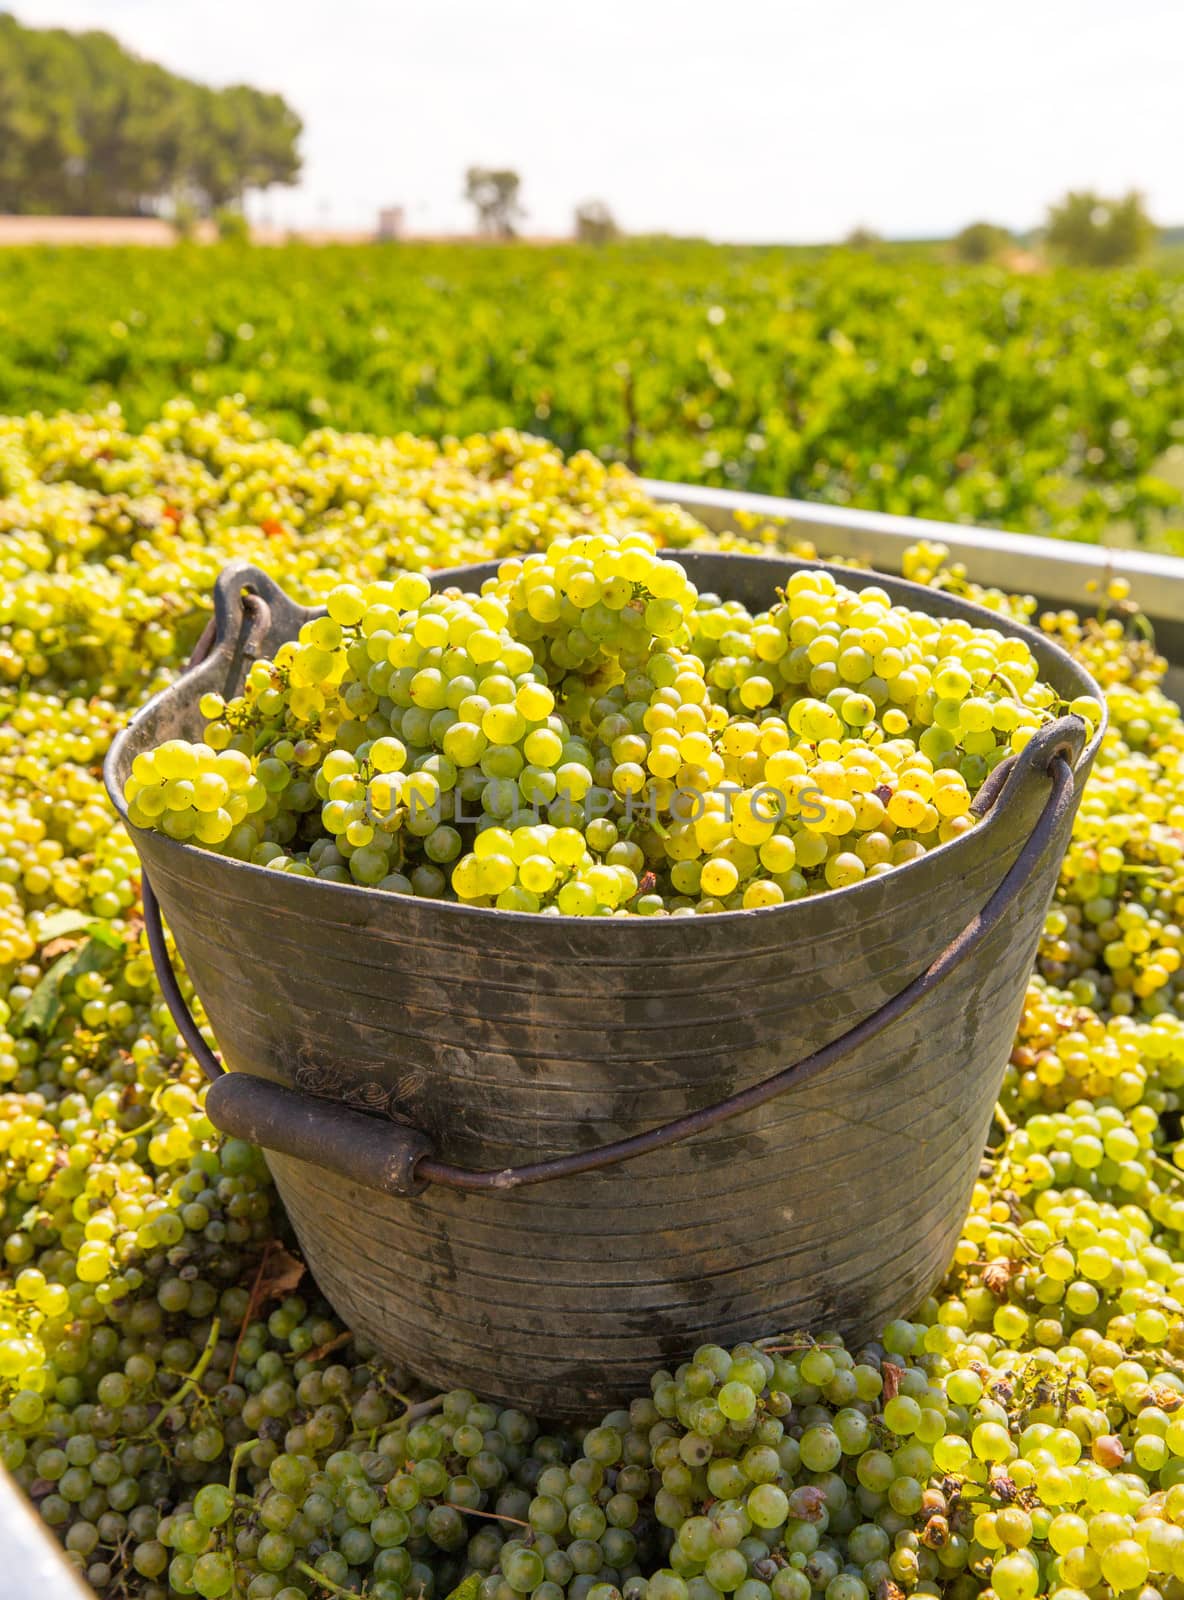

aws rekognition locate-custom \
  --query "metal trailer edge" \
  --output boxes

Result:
[641,479,1184,700]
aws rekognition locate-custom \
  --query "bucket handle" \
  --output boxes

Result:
[141,570,1086,1197]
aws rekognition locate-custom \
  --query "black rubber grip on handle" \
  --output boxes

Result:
[205,1073,433,1198]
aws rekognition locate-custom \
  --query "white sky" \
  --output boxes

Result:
[8,0,1182,241]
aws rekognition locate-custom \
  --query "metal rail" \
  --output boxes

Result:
[643,479,1184,696]
[5,485,1183,1595]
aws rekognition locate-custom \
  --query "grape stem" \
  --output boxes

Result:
[118,1104,166,1147]
[988,668,1025,704]
[991,1102,1017,1137]
[226,1436,255,1503]
[377,1385,446,1425]
[1130,1344,1184,1379]
[229,1241,280,1382]
[979,1220,1039,1258]
[403,1395,447,1422]
[145,1316,221,1434]
[226,1439,257,1600]
[755,1340,842,1353]
[1150,1153,1184,1188]
[450,1504,533,1531]
[295,1560,365,1597]
[302,1328,353,1363]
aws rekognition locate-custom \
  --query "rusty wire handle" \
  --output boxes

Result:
[140,712,1083,1196]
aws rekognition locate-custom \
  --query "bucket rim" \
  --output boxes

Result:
[103,549,1106,934]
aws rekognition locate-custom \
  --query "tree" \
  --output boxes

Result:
[843,226,882,250]
[221,86,302,199]
[953,221,1012,263]
[574,199,619,244]
[1044,190,1156,268]
[464,167,523,238]
[0,15,301,216]
[185,84,301,213]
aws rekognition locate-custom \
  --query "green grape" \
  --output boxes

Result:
[123,514,1077,918]
[3,398,1183,1600]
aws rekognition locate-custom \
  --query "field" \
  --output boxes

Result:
[0,241,1182,546]
[6,249,1184,1600]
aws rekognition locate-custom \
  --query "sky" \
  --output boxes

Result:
[9,0,1183,242]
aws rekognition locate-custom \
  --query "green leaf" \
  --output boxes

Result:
[72,936,123,979]
[36,910,123,949]
[444,1574,484,1600]
[16,936,123,1038]
[37,909,98,942]
[16,949,81,1038]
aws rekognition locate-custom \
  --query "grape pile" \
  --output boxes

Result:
[3,402,1184,1600]
[122,526,1096,915]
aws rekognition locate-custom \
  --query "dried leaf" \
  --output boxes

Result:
[982,1262,1016,1297]
[229,1240,307,1383]
[881,1362,903,1402]
[257,1243,305,1304]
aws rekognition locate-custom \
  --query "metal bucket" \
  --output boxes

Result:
[105,553,1103,1415]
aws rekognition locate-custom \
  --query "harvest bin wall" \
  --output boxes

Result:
[107,551,1102,1415]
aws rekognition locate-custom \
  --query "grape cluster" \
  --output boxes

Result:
[2,400,1184,1600]
[123,530,1095,915]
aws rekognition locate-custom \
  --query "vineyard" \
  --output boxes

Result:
[4,246,1184,1600]
[0,242,1182,545]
